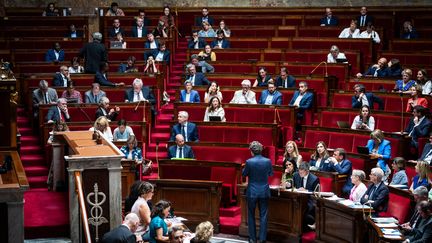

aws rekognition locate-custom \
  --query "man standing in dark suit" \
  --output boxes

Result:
[185,64,210,86]
[242,141,273,243]
[328,148,353,195]
[275,67,296,89]
[168,134,195,159]
[357,6,374,27]
[352,84,384,110]
[79,32,107,74]
[169,111,199,142]
[101,212,140,243]
[320,8,338,26]
[46,98,71,123]
[52,65,71,87]
[405,105,432,148]
[361,167,389,216]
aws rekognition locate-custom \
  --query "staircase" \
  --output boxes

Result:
[18,108,69,239]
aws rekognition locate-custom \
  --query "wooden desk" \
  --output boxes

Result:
[238,184,309,242]
[0,151,29,243]
[367,217,404,243]
[315,197,372,243]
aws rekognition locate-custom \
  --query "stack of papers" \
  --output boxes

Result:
[376,222,399,228]
[381,228,401,236]
[372,217,399,224]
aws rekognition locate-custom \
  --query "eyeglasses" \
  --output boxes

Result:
[174,235,184,239]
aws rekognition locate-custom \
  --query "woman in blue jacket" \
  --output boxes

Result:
[366,129,391,177]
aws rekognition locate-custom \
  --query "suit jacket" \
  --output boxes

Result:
[152,49,170,63]
[180,90,201,103]
[242,155,273,198]
[309,157,333,172]
[108,27,125,38]
[320,16,339,26]
[124,87,156,105]
[84,90,106,103]
[405,117,432,143]
[144,40,159,49]
[419,143,432,161]
[66,30,82,38]
[46,106,70,123]
[95,72,116,87]
[360,182,389,214]
[167,145,195,159]
[187,38,207,49]
[275,75,296,88]
[357,15,374,27]
[293,172,320,192]
[330,159,353,194]
[101,224,136,243]
[352,92,384,110]
[170,122,199,142]
[366,139,391,171]
[289,91,314,111]
[407,216,432,243]
[32,88,58,109]
[95,107,118,121]
[210,39,231,49]
[45,49,65,62]
[131,26,148,38]
[364,66,389,77]
[79,42,107,74]
[186,72,210,86]
[195,16,215,26]
[259,90,282,105]
[52,73,69,87]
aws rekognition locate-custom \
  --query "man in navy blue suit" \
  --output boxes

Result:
[188,30,207,49]
[320,8,338,26]
[242,141,273,243]
[259,82,282,105]
[180,81,201,103]
[185,64,210,86]
[195,7,214,26]
[352,84,384,110]
[131,17,147,38]
[357,58,389,78]
[168,134,195,159]
[289,81,314,120]
[170,111,199,142]
[108,18,125,38]
[144,33,159,49]
[45,42,65,62]
[360,167,389,216]
[52,65,71,87]
[356,6,374,27]
[405,105,432,148]
[152,43,170,63]
[101,212,139,243]
[275,67,296,89]
[328,148,353,195]
[211,30,230,49]
[46,98,71,123]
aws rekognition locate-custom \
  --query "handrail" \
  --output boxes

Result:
[74,171,92,243]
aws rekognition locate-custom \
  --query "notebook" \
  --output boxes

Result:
[336,58,348,63]
[337,121,350,129]
[357,146,370,155]
[110,41,123,49]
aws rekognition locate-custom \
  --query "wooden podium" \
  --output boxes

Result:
[54,131,124,243]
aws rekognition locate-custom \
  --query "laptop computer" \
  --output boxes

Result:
[209,116,222,122]
[336,58,348,63]
[110,41,123,49]
[357,146,370,155]
[337,121,350,129]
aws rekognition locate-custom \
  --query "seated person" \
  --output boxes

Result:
[349,170,367,203]
[170,226,185,243]
[101,213,139,243]
[229,79,257,104]
[190,221,214,243]
[356,57,389,78]
[95,62,125,87]
[404,105,432,148]
[108,18,125,38]
[204,81,222,103]
[390,157,409,187]
[113,32,127,49]
[409,161,431,192]
[185,64,210,86]
[153,43,170,63]
[401,201,432,243]
[125,78,156,118]
[351,105,375,131]
[168,134,195,159]
[198,45,216,62]
[144,56,159,75]
[407,86,428,112]
[33,79,58,118]
[359,23,381,44]
[85,83,106,103]
[320,8,338,26]
[360,168,389,216]
[289,81,314,121]
[42,2,59,16]
[401,20,418,39]
[275,67,296,88]
[211,30,230,49]
[400,186,429,233]
[190,54,214,73]
[387,58,402,78]
[118,56,139,73]
[416,132,432,164]
[53,65,71,87]
[259,81,282,105]
[68,57,84,74]
[61,81,82,103]
[352,83,383,110]
[95,97,120,121]
[144,33,159,49]
[89,116,113,141]
[338,20,360,38]
[188,30,207,49]
[328,148,353,195]
[216,20,231,37]
[204,96,226,122]
[131,17,147,38]
[45,42,65,62]
[281,158,298,189]
[417,69,432,95]
[180,81,200,103]
[327,45,347,63]
[309,141,332,172]
[366,129,391,179]
[169,111,199,142]
[253,67,273,87]
[66,24,82,38]
[357,6,374,27]
[198,21,216,38]
[195,7,214,26]
[46,98,70,123]
[149,200,171,243]
[120,135,142,160]
[283,141,303,168]
[153,19,169,38]
[394,68,417,93]
[113,119,135,142]
[105,2,125,16]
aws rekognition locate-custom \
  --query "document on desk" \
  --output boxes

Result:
[381,228,401,236]
[372,217,398,224]
[376,222,399,228]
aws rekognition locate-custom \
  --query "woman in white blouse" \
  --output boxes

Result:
[351,105,375,131]
[349,169,367,203]
[338,19,360,38]
[89,116,113,141]
[203,96,226,122]
[327,45,347,63]
[204,81,223,103]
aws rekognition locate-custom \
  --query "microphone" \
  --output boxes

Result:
[134,98,149,111]
[307,61,328,79]
[313,183,321,198]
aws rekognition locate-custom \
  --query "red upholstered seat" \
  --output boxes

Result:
[379,192,411,223]
[301,231,316,243]
[318,177,333,192]
[405,167,416,186]
[304,130,330,148]
[268,171,282,185]
[211,167,238,206]
[320,111,350,128]
[350,157,366,171]
[329,133,354,151]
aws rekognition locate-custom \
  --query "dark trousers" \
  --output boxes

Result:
[247,197,269,241]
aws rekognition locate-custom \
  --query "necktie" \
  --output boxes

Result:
[302,177,306,188]
[410,210,420,227]
[94,94,98,103]
[373,68,379,77]
[44,93,49,104]
[361,16,365,26]
[369,186,377,200]
[181,125,186,141]
[179,147,183,158]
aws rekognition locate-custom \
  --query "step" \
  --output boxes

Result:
[150,132,170,141]
[28,175,49,188]
[25,165,49,177]
[20,145,44,155]
[219,206,241,217]
[219,215,241,235]
[21,154,46,166]
[157,114,173,123]
[18,127,34,136]
[146,151,168,160]
[20,136,40,146]
[17,107,26,116]
[17,117,30,126]
[154,124,171,133]
[147,143,168,153]
[141,173,159,181]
